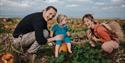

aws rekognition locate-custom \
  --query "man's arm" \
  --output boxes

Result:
[32,20,48,45]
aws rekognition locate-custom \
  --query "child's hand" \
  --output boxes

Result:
[54,35,63,40]
[67,32,70,36]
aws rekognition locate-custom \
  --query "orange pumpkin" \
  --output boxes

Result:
[4,25,9,30]
[1,53,14,63]
[59,43,68,53]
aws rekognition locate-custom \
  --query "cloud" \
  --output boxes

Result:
[95,2,105,5]
[121,4,125,8]
[111,0,125,4]
[0,2,3,6]
[68,0,92,2]
[112,0,120,2]
[111,0,125,8]
[63,0,93,6]
[0,0,31,8]
[77,0,92,2]
[20,3,29,7]
[48,0,58,3]
[66,4,79,8]
[101,7,114,10]
[45,0,58,3]
[111,0,124,3]
[93,0,125,11]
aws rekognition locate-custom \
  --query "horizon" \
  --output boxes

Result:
[0,15,125,20]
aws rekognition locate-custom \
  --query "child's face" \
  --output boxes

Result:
[60,17,68,25]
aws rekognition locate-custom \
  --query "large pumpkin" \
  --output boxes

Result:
[59,42,68,53]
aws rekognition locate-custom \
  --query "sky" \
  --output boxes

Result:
[0,0,125,19]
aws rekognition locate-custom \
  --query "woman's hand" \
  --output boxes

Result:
[89,41,95,47]
[86,30,92,39]
[92,36,100,42]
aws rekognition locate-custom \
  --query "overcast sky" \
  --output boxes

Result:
[0,0,125,19]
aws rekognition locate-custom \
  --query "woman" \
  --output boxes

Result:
[82,14,119,53]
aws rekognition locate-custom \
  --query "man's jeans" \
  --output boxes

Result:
[13,30,49,53]
[13,32,39,53]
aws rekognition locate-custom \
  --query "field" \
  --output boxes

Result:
[0,18,125,63]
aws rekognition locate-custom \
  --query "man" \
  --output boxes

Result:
[12,6,62,60]
[82,14,119,53]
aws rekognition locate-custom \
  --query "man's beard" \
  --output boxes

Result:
[47,18,52,21]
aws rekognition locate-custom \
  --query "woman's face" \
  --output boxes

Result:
[83,18,93,28]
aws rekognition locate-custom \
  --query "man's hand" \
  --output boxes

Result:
[47,35,63,42]
[54,35,63,40]
[47,38,54,42]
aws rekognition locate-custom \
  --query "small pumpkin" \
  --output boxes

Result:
[1,53,14,63]
[59,42,68,53]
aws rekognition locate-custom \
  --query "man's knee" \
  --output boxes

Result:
[20,32,36,47]
[43,29,49,38]
[12,37,22,48]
